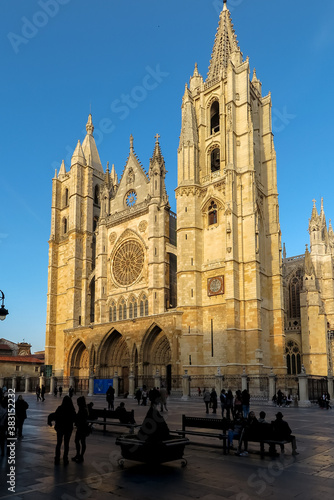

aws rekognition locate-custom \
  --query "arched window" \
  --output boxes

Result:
[123,300,127,320]
[63,217,68,234]
[140,294,148,317]
[94,185,100,205]
[210,101,220,134]
[286,340,301,375]
[109,302,116,322]
[119,299,126,321]
[288,271,302,318]
[63,188,69,207]
[211,148,220,172]
[129,297,137,320]
[208,201,218,225]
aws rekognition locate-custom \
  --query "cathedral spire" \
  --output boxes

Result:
[207,0,242,82]
[71,140,86,167]
[81,114,103,172]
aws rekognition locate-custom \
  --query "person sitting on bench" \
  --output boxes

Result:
[115,402,135,424]
[271,411,298,455]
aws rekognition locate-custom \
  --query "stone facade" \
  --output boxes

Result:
[45,3,290,394]
[283,199,334,377]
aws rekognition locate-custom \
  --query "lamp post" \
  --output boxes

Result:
[0,290,9,321]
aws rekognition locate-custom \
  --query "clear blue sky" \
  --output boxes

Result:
[1,0,334,352]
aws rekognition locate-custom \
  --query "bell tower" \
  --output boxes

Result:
[176,0,286,375]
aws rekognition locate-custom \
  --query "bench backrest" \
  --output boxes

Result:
[182,415,230,431]
[91,408,134,420]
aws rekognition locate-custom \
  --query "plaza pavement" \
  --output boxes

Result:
[0,392,333,500]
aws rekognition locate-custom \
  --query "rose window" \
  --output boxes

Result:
[112,240,144,286]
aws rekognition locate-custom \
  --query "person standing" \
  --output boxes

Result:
[106,385,115,411]
[58,386,63,398]
[220,389,227,418]
[72,396,89,463]
[15,395,29,438]
[203,388,211,414]
[210,388,218,414]
[159,385,168,412]
[48,395,76,465]
[226,390,234,420]
[141,386,148,406]
[241,389,250,418]
[135,388,142,405]
[41,385,46,402]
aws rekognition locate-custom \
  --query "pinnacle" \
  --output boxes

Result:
[86,114,94,135]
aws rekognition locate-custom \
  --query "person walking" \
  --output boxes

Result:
[72,396,89,463]
[203,388,211,414]
[48,395,76,465]
[15,395,29,438]
[36,385,41,402]
[58,386,63,398]
[41,385,46,402]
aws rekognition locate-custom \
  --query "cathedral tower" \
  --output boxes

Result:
[176,1,286,375]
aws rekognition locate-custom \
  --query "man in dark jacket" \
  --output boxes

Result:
[48,396,76,465]
[272,411,298,455]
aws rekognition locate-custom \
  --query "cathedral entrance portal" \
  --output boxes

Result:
[141,325,171,388]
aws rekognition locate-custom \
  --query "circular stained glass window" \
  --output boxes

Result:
[113,240,144,286]
[126,190,137,207]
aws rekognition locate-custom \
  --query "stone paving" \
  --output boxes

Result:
[0,392,333,499]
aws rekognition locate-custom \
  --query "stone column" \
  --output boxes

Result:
[154,369,161,389]
[181,370,190,400]
[269,372,276,402]
[49,376,55,395]
[88,375,95,396]
[216,371,224,394]
[12,376,16,391]
[298,371,311,407]
[241,370,248,392]
[0,377,4,389]
[39,375,45,389]
[113,372,119,397]
[24,376,31,394]
[128,372,135,397]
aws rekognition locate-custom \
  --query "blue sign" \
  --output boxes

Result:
[93,379,113,395]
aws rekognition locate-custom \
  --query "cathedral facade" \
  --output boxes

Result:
[46,3,333,395]
[283,199,334,378]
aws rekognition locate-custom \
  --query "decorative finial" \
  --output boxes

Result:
[155,133,160,143]
[86,114,94,135]
[223,0,228,11]
[130,134,134,152]
[312,199,316,208]
[106,161,109,171]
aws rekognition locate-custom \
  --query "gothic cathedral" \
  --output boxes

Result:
[46,3,331,394]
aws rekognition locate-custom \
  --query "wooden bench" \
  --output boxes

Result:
[87,408,139,434]
[175,415,230,454]
[237,423,298,458]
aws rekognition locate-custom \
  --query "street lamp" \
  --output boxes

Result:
[0,290,9,321]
